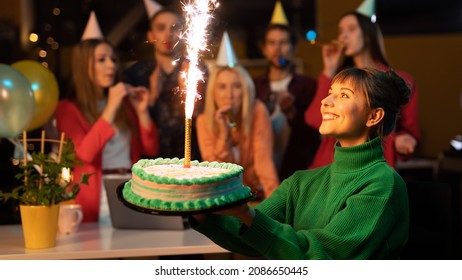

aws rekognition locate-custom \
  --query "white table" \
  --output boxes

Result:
[0,223,228,260]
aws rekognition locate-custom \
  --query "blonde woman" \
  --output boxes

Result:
[196,64,279,199]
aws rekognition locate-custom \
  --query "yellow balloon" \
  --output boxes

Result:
[11,60,59,131]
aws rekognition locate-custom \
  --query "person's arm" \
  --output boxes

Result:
[126,85,159,156]
[137,120,158,157]
[252,101,280,197]
[235,171,408,259]
[196,114,234,162]
[394,73,421,158]
[193,169,407,259]
[304,73,332,129]
[190,176,290,257]
[55,101,115,164]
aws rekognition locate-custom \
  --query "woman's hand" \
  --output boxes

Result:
[322,41,344,78]
[215,204,255,227]
[128,85,149,114]
[395,133,417,155]
[215,105,233,140]
[275,90,296,119]
[102,82,129,124]
[128,85,152,129]
[191,203,255,228]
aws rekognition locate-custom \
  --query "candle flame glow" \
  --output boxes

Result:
[61,167,71,182]
[181,0,218,118]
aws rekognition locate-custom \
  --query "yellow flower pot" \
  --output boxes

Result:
[20,204,60,249]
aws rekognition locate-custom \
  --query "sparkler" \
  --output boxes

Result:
[181,0,218,168]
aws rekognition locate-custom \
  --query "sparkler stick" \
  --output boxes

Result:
[182,0,218,168]
[184,118,192,168]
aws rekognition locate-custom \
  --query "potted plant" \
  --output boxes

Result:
[0,131,89,249]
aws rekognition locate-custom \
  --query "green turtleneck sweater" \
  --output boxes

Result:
[191,137,409,259]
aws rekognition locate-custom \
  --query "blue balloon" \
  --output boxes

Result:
[0,64,35,138]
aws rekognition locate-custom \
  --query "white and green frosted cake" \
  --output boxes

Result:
[122,158,252,211]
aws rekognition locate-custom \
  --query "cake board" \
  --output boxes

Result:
[116,182,256,216]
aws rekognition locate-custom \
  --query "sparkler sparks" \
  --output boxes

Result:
[181,0,218,167]
[181,0,218,118]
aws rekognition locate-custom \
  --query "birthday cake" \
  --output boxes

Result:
[122,158,252,212]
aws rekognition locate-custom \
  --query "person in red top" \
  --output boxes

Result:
[305,11,420,168]
[55,39,159,222]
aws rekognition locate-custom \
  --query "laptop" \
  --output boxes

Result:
[103,174,187,230]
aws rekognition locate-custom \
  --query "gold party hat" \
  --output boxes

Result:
[270,1,289,26]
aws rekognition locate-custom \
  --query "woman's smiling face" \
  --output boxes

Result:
[319,79,372,147]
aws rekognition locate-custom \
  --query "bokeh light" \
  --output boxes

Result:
[29,33,39,43]
[306,30,317,41]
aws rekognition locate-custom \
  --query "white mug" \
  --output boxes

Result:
[58,204,83,234]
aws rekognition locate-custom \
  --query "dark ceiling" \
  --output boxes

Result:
[35,0,462,48]
[2,0,461,65]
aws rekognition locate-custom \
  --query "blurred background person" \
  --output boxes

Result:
[123,6,206,161]
[305,4,420,169]
[254,1,319,181]
[55,37,158,223]
[196,32,279,200]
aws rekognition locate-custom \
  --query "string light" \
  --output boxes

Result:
[31,1,62,69]
[29,33,39,43]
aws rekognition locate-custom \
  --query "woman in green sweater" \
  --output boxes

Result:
[191,67,411,259]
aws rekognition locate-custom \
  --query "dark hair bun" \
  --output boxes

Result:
[386,69,411,107]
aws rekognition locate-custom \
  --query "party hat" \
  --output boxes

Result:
[216,31,238,67]
[144,0,162,19]
[270,1,289,26]
[356,0,375,18]
[81,11,103,40]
